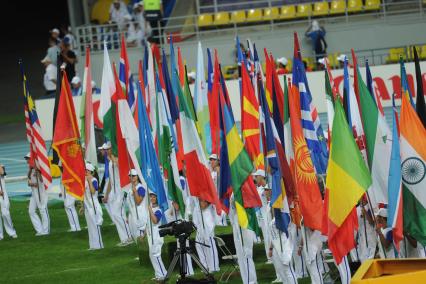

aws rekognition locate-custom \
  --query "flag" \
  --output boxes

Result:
[292,33,328,174]
[218,103,232,214]
[177,67,221,215]
[387,96,403,252]
[400,58,415,106]
[324,98,372,264]
[79,47,97,166]
[52,72,85,199]
[325,69,335,136]
[119,35,137,111]
[136,81,169,216]
[209,50,221,156]
[413,46,426,128]
[288,84,323,231]
[99,42,117,155]
[20,63,52,190]
[400,94,426,245]
[177,47,185,88]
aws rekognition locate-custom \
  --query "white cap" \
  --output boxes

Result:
[277,57,288,66]
[41,55,52,64]
[337,54,347,62]
[71,76,81,85]
[104,141,112,149]
[376,208,388,218]
[318,57,326,65]
[129,169,138,176]
[50,28,60,34]
[123,14,132,21]
[188,71,196,79]
[85,163,95,172]
[97,142,107,150]
[253,169,266,177]
[209,154,218,160]
[149,191,157,196]
[91,80,96,88]
[24,152,31,159]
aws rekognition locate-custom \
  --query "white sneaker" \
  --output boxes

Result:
[265,259,273,264]
[10,234,18,239]
[271,278,282,283]
[35,232,44,236]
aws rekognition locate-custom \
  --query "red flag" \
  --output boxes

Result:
[209,50,221,155]
[52,72,85,200]
[178,47,185,88]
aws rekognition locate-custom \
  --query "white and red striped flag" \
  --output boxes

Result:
[22,69,52,190]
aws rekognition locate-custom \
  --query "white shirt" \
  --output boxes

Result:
[110,2,130,30]
[43,64,57,91]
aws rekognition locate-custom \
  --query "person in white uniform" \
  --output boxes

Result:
[298,227,324,284]
[375,208,395,258]
[209,154,227,227]
[192,198,220,273]
[98,143,114,224]
[127,169,147,239]
[0,164,17,240]
[25,153,50,236]
[60,169,81,232]
[146,191,167,281]
[103,145,133,246]
[356,198,376,262]
[84,163,103,250]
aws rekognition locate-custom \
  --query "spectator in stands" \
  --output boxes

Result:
[60,37,77,82]
[91,81,101,95]
[316,57,326,71]
[41,55,57,96]
[126,22,145,47]
[187,71,196,84]
[337,54,347,69]
[144,0,164,44]
[46,37,60,66]
[133,1,146,30]
[109,0,131,30]
[303,60,313,72]
[50,28,61,44]
[61,26,78,55]
[71,76,82,96]
[276,57,289,75]
[305,20,327,62]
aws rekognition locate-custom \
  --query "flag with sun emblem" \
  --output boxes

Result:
[288,83,323,231]
[400,94,426,245]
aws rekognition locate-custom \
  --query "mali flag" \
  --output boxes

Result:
[52,72,86,200]
[324,99,372,264]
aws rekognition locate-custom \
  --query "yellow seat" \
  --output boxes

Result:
[364,0,381,11]
[347,0,363,12]
[198,14,213,27]
[280,5,296,19]
[263,7,279,20]
[247,9,263,22]
[386,48,406,63]
[421,45,426,59]
[91,0,130,24]
[330,0,346,15]
[296,4,312,18]
[313,2,329,16]
[214,12,230,26]
[231,10,246,24]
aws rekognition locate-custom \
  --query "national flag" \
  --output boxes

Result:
[52,72,86,199]
[136,81,169,216]
[79,47,97,166]
[400,94,426,245]
[20,64,52,190]
[400,58,415,106]
[292,32,328,175]
[99,42,117,155]
[323,98,372,264]
[288,84,323,231]
[176,67,221,215]
[218,103,232,214]
[354,58,392,209]
[209,50,221,156]
[177,47,185,88]
[413,46,426,128]
[387,96,403,252]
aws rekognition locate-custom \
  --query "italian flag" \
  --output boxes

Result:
[400,94,426,245]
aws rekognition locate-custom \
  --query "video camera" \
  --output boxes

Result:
[159,220,196,238]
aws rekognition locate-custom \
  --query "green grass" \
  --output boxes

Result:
[0,200,312,284]
[0,113,24,125]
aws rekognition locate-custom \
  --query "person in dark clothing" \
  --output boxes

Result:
[60,37,77,81]
[305,20,327,62]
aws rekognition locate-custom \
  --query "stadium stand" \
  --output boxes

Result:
[313,2,330,17]
[296,3,313,18]
[347,0,364,13]
[280,5,297,19]
[263,7,280,20]
[231,10,246,24]
[330,0,346,15]
[246,9,263,22]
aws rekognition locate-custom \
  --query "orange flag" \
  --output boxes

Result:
[52,72,86,200]
[288,84,323,231]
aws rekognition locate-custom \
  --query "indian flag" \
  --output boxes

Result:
[400,94,426,245]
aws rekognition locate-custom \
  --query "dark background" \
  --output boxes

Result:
[0,1,69,130]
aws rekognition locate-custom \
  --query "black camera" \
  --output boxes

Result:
[159,220,196,238]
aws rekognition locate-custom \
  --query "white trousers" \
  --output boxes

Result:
[85,209,103,249]
[195,234,220,273]
[233,229,257,284]
[110,193,131,242]
[64,193,80,231]
[28,189,49,234]
[306,251,324,284]
[148,237,167,279]
[336,256,351,284]
[272,248,297,284]
[0,192,16,238]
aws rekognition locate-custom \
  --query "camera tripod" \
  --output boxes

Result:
[164,234,215,283]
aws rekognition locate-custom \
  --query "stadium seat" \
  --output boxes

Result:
[214,12,230,26]
[296,3,312,18]
[364,0,381,11]
[421,45,426,59]
[330,0,346,15]
[247,9,263,22]
[313,2,329,16]
[386,47,407,63]
[280,5,296,20]
[231,10,246,24]
[198,14,213,27]
[347,0,363,13]
[263,7,280,20]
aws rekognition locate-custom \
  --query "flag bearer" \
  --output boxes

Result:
[298,227,324,284]
[60,167,81,232]
[127,169,147,239]
[209,154,227,227]
[0,164,17,240]
[26,153,50,236]
[84,163,103,250]
[356,197,376,262]
[375,208,395,258]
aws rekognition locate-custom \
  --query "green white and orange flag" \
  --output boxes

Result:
[323,98,372,264]
[400,94,426,245]
[79,47,97,166]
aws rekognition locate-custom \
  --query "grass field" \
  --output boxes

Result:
[0,200,313,284]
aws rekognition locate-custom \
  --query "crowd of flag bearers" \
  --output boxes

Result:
[3,32,426,283]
